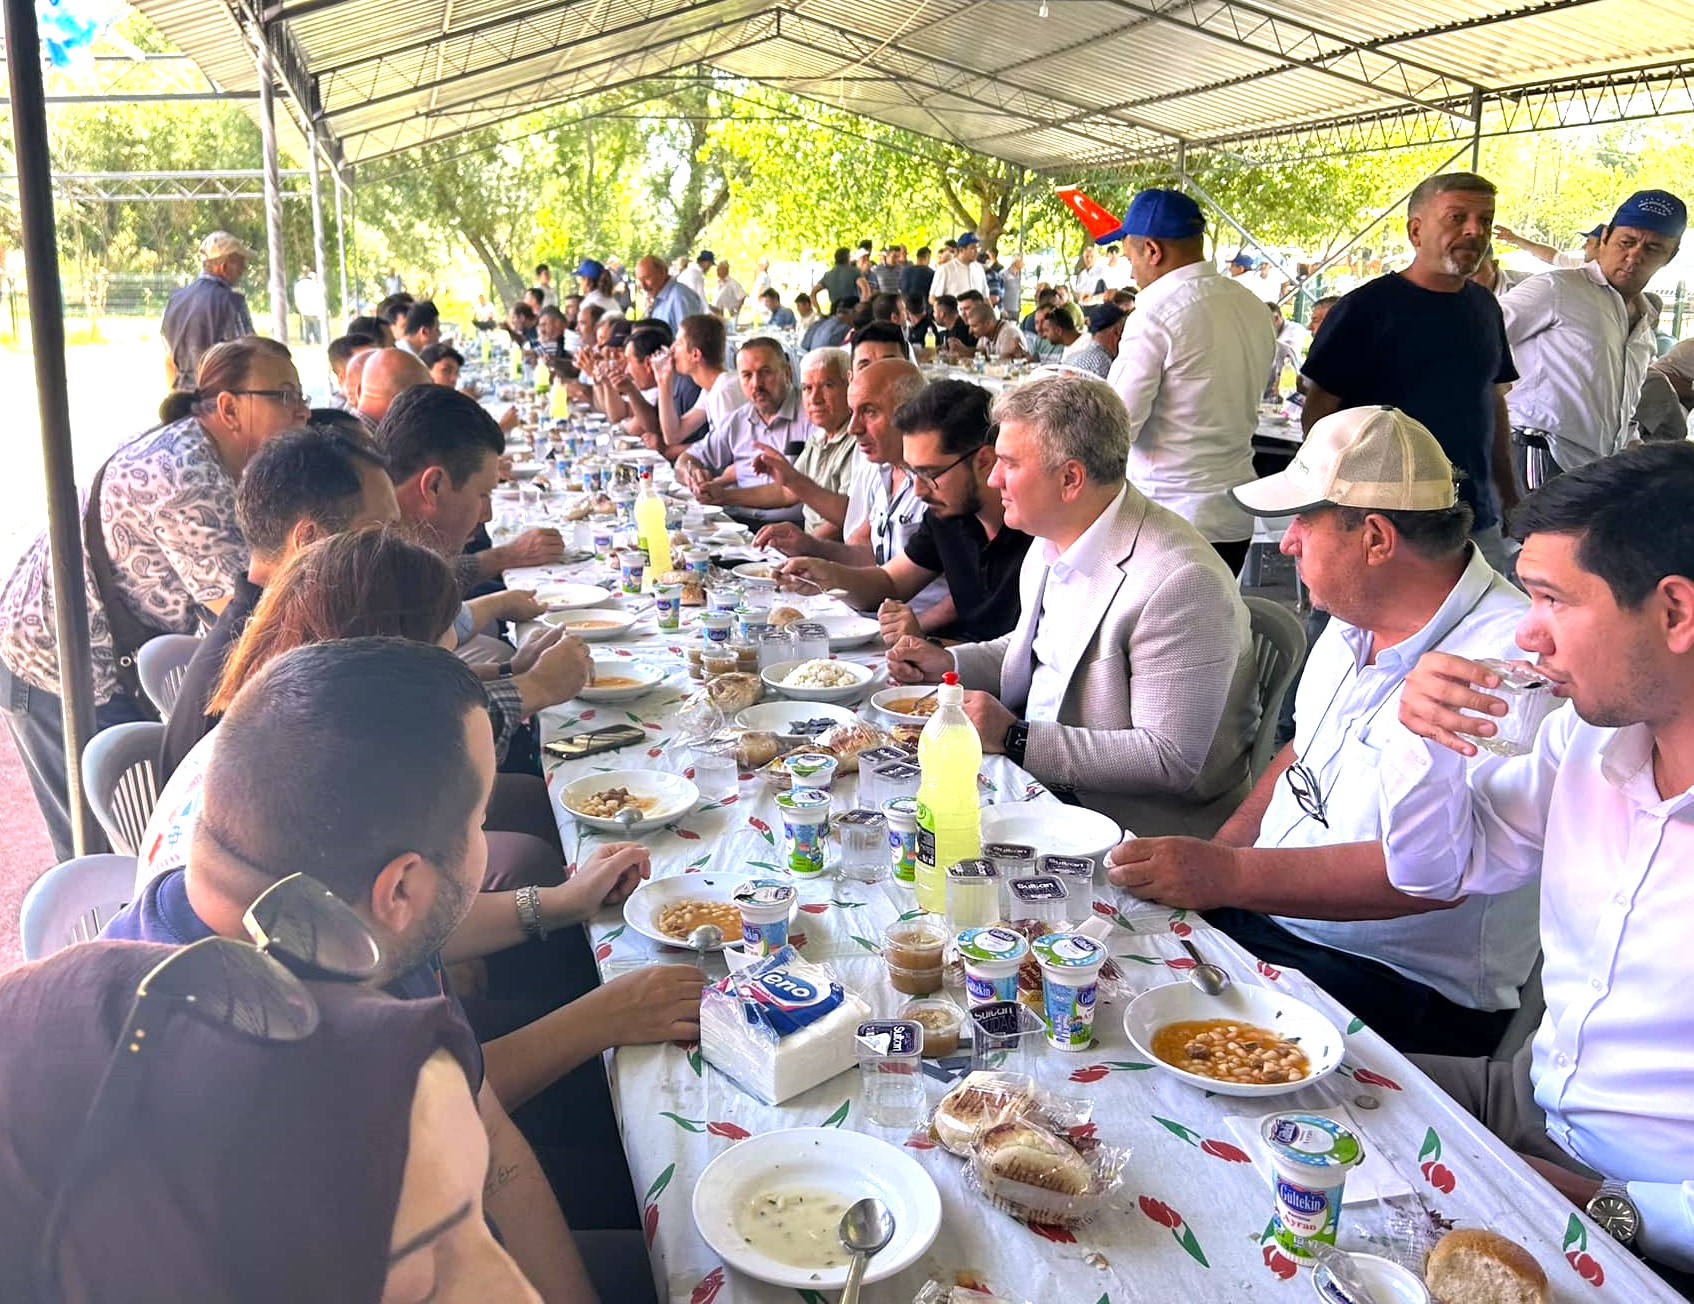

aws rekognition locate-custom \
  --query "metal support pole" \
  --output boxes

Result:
[1469,89,1484,172]
[333,167,349,319]
[254,32,289,341]
[307,121,330,345]
[3,0,101,854]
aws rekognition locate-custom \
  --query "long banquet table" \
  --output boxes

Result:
[508,535,1671,1304]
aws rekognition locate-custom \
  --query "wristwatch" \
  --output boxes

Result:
[514,885,549,941]
[1002,720,1030,767]
[497,660,514,678]
[1586,1180,1640,1247]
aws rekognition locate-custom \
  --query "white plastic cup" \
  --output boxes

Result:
[1262,1113,1364,1258]
[732,879,795,956]
[785,752,837,793]
[653,583,683,631]
[956,926,1030,1008]
[1033,933,1107,1052]
[776,787,832,876]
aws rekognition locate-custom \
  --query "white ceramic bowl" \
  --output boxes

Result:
[533,581,613,611]
[815,611,881,650]
[979,802,1123,865]
[577,658,665,703]
[735,701,860,737]
[692,1128,941,1290]
[871,686,942,725]
[1123,979,1346,1098]
[557,768,700,835]
[760,657,876,703]
[732,561,778,581]
[540,607,639,641]
[621,872,799,952]
[507,461,546,480]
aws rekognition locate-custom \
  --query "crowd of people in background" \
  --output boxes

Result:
[3,169,1694,1299]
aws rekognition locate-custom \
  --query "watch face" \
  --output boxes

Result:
[1590,1193,1640,1242]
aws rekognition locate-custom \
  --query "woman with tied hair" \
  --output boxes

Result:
[0,940,540,1303]
[0,334,311,862]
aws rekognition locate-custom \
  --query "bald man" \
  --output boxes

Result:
[342,348,375,413]
[635,254,704,337]
[357,348,432,426]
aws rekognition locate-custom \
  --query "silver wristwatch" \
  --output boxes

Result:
[1586,1180,1640,1247]
[514,885,549,941]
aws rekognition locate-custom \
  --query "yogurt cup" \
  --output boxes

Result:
[775,787,832,876]
[883,797,920,883]
[682,547,711,582]
[706,584,742,615]
[732,879,796,957]
[591,523,616,557]
[617,549,647,595]
[734,604,773,642]
[653,583,683,631]
[1262,1113,1365,1258]
[956,926,1030,1008]
[785,752,838,793]
[700,613,734,645]
[1033,933,1107,1052]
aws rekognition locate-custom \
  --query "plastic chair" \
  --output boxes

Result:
[1242,596,1308,780]
[136,633,202,721]
[80,720,167,856]
[19,854,138,960]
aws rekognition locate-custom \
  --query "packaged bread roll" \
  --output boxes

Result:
[932,1071,1036,1154]
[1425,1228,1550,1304]
[703,672,762,714]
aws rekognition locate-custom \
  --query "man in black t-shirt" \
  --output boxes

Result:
[776,380,1030,643]
[1301,172,1518,570]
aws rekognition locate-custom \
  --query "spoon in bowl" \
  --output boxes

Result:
[1180,939,1231,996]
[837,1197,895,1304]
[685,924,723,952]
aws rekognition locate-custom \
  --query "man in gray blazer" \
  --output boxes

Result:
[889,371,1260,836]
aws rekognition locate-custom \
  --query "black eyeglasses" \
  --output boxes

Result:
[37,875,381,1295]
[908,443,985,490]
[229,384,307,406]
[1283,759,1329,829]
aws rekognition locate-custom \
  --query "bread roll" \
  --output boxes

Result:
[812,722,888,773]
[1425,1228,1550,1304]
[703,673,762,714]
[933,1073,1033,1154]
[977,1121,1092,1197]
[770,606,807,628]
[734,731,782,769]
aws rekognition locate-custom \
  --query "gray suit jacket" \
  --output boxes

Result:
[952,488,1260,836]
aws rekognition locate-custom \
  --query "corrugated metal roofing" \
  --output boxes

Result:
[129,0,1694,168]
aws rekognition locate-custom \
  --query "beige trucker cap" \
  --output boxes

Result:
[1230,405,1458,516]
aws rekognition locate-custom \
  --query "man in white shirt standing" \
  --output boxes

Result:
[678,250,712,301]
[1382,441,1694,1289]
[1106,407,1539,1056]
[711,259,748,324]
[1104,188,1274,573]
[1503,188,1684,486]
[928,232,989,303]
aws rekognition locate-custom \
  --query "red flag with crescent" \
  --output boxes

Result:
[1055,185,1122,241]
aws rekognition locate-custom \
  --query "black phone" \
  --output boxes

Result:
[544,724,647,760]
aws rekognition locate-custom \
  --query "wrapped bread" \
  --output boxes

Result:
[734,730,783,769]
[977,1121,1093,1198]
[769,606,807,628]
[811,721,888,773]
[703,672,762,714]
[933,1072,1036,1154]
[561,497,592,522]
[1425,1229,1549,1304]
[657,569,706,606]
[590,492,618,516]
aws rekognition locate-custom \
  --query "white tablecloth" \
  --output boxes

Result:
[509,555,1671,1304]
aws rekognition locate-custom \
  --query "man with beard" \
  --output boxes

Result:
[1302,172,1519,570]
[777,380,1030,643]
[675,336,807,526]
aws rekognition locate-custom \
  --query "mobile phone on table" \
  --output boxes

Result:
[544,724,647,760]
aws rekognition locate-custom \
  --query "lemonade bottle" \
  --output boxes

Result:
[634,467,673,581]
[914,671,982,912]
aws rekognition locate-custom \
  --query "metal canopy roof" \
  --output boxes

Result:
[132,0,1694,171]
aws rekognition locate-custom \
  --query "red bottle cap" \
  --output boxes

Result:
[942,671,958,686]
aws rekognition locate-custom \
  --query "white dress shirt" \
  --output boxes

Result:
[1107,261,1273,543]
[929,258,989,302]
[843,454,945,615]
[1259,547,1539,1008]
[702,369,747,433]
[1027,485,1128,720]
[678,264,708,300]
[1381,709,1694,1271]
[1501,261,1658,469]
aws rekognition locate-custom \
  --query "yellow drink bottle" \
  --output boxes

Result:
[635,468,672,582]
[914,671,982,913]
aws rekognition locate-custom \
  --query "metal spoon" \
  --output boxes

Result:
[611,805,643,835]
[685,923,723,951]
[1180,939,1231,996]
[837,1197,895,1304]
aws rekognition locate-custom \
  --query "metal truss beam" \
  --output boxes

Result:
[3,169,313,203]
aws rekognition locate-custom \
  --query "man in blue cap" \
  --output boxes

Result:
[1103,188,1273,573]
[930,231,990,302]
[574,257,617,313]
[1502,188,1685,482]
[1495,220,1604,268]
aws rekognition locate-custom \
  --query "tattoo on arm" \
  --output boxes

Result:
[484,1162,522,1199]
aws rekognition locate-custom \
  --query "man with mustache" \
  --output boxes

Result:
[674,336,805,527]
[1302,172,1519,572]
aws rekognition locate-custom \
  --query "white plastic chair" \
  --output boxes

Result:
[19,854,138,960]
[1242,596,1308,780]
[136,633,202,721]
[80,720,166,856]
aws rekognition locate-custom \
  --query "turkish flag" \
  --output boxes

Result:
[1055,185,1122,242]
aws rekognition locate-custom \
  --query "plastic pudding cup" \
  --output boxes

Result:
[701,649,739,677]
[732,879,795,956]
[1032,933,1107,1051]
[899,998,964,1058]
[883,916,947,995]
[700,613,734,645]
[956,926,1031,1008]
[1262,1113,1364,1259]
[776,787,832,876]
[653,583,683,631]
[785,752,838,793]
[618,549,647,595]
[855,1020,926,1128]
[883,797,921,883]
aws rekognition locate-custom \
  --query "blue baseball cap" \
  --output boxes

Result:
[1580,225,1604,239]
[957,232,980,247]
[1609,190,1687,239]
[1228,252,1255,270]
[574,258,604,280]
[1097,189,1206,244]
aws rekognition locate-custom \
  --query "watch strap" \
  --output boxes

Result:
[1002,720,1030,767]
[514,885,548,941]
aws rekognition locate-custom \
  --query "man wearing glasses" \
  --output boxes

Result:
[777,379,1031,644]
[1106,406,1538,1057]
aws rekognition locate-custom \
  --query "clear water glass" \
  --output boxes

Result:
[789,621,830,663]
[1471,658,1556,757]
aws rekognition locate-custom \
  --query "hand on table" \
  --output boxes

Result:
[878,598,921,646]
[504,527,566,567]
[514,632,590,708]
[590,963,705,1048]
[1398,651,1507,758]
[1105,836,1243,910]
[548,842,650,924]
[695,479,727,506]
[961,689,1015,753]
[886,635,951,685]
[497,589,546,623]
[754,521,812,557]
